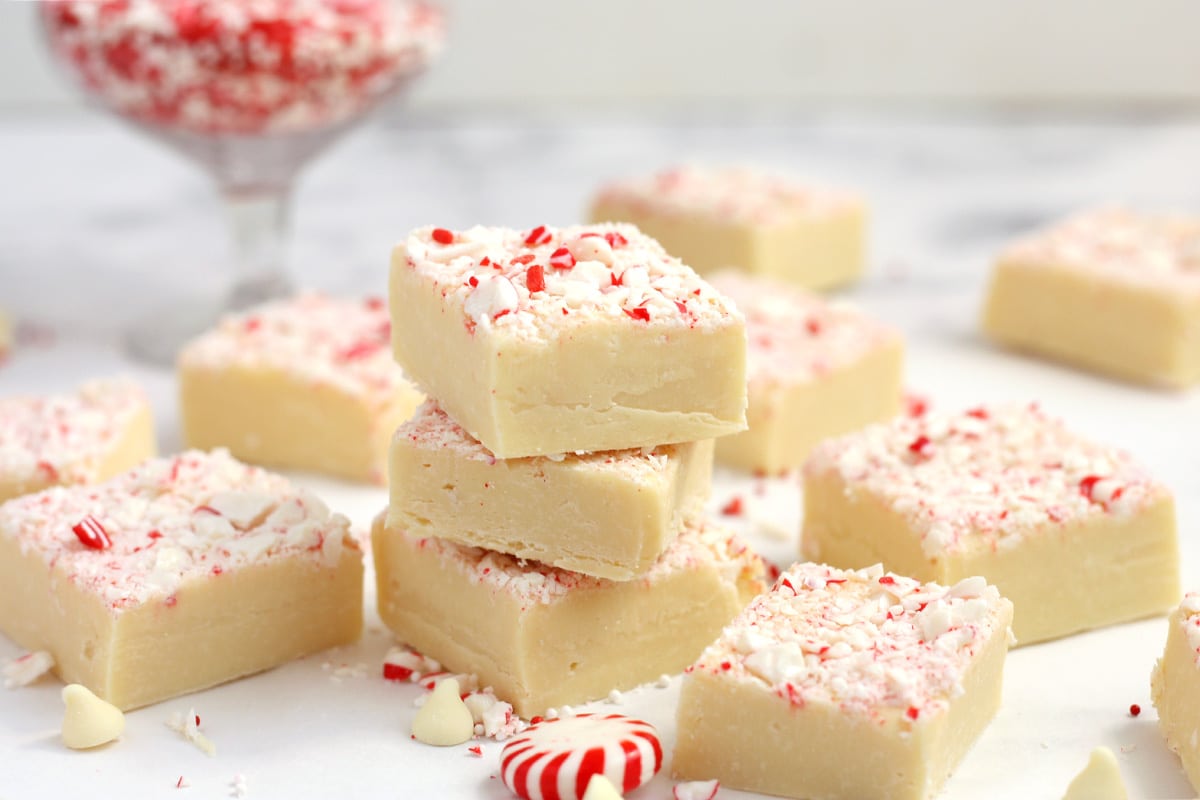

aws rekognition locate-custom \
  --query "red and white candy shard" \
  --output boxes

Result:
[674,779,720,800]
[500,714,662,800]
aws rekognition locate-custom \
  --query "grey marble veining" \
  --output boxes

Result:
[3,111,1200,344]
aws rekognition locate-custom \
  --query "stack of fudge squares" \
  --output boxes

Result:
[5,162,1200,800]
[373,222,769,716]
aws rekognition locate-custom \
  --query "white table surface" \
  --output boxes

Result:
[3,110,1200,799]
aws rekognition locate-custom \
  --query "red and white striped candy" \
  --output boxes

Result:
[72,515,111,550]
[500,714,662,800]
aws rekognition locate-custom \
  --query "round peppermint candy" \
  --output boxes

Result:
[500,714,663,800]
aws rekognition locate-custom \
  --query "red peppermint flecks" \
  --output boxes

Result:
[610,271,624,287]
[549,247,575,270]
[805,318,822,335]
[243,317,262,333]
[511,253,536,266]
[36,461,59,482]
[905,395,929,418]
[336,340,383,362]
[382,663,413,682]
[73,516,111,550]
[906,706,920,720]
[364,296,386,311]
[908,435,932,457]
[604,231,628,248]
[526,264,546,293]
[878,575,896,585]
[1129,703,1141,717]
[467,745,483,758]
[966,407,989,420]
[624,307,651,322]
[432,228,455,245]
[1079,475,1102,502]
[468,276,479,287]
[720,496,743,516]
[524,225,552,246]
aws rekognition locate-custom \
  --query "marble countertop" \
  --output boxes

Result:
[4,110,1200,799]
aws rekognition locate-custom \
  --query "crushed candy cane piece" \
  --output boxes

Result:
[674,779,720,800]
[382,645,441,682]
[3,650,55,689]
[229,774,248,798]
[167,708,217,757]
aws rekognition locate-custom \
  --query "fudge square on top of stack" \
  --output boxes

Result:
[388,222,748,458]
[378,222,763,714]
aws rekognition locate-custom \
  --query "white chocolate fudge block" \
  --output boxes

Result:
[390,223,747,458]
[0,379,156,504]
[372,512,765,717]
[179,293,423,484]
[673,563,1013,800]
[0,450,363,710]
[803,404,1179,645]
[707,271,904,474]
[1151,593,1200,794]
[982,209,1200,387]
[591,165,866,290]
[387,401,713,580]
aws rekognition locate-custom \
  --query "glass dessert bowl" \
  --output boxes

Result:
[41,0,444,361]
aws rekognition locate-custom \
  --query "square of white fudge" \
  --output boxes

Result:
[389,223,747,457]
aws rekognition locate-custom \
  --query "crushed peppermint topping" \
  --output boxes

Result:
[383,645,526,741]
[1001,208,1200,293]
[398,515,764,606]
[595,164,861,226]
[1178,592,1200,663]
[0,379,149,489]
[399,223,741,338]
[396,401,681,478]
[0,450,353,611]
[179,293,418,410]
[691,563,1011,719]
[804,404,1168,556]
[43,0,444,136]
[708,271,901,385]
[2,651,56,689]
[167,707,217,757]
[229,774,248,798]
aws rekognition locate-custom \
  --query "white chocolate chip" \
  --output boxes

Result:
[1062,746,1127,800]
[61,684,125,750]
[411,678,474,746]
[582,774,624,800]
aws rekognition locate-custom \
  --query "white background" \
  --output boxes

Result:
[4,0,1200,798]
[4,0,1200,110]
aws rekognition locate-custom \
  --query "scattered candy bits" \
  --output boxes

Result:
[411,678,475,747]
[500,714,662,800]
[61,684,125,750]
[1129,703,1141,717]
[3,650,55,689]
[674,779,721,800]
[167,707,217,756]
